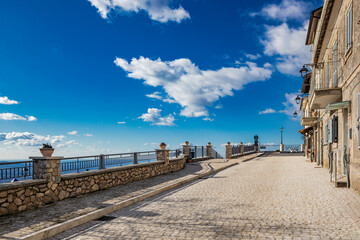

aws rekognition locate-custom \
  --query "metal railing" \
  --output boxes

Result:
[330,147,350,188]
[284,145,302,152]
[231,144,256,157]
[61,151,158,174]
[190,146,207,159]
[0,161,33,183]
[212,148,224,159]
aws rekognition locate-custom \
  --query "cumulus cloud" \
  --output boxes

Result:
[258,108,276,115]
[0,113,37,121]
[56,140,79,148]
[0,132,65,146]
[260,92,300,120]
[203,117,214,122]
[252,0,310,22]
[27,116,37,121]
[68,131,78,135]
[88,0,190,23]
[117,121,126,124]
[0,96,19,105]
[146,91,176,103]
[139,108,175,126]
[246,53,261,60]
[279,92,300,117]
[115,57,272,117]
[261,22,310,75]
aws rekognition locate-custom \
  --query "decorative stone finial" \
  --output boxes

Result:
[159,142,166,150]
[227,142,231,145]
[185,141,189,146]
[208,142,211,146]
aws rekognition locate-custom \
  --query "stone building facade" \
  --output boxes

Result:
[300,0,360,190]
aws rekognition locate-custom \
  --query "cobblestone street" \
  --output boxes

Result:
[49,154,360,239]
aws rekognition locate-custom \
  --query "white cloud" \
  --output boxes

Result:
[260,92,300,120]
[68,131,78,135]
[246,53,261,60]
[259,108,276,115]
[88,0,190,23]
[115,57,272,117]
[27,116,37,121]
[56,140,79,148]
[117,121,126,124]
[139,108,175,126]
[146,92,163,100]
[84,133,93,137]
[254,0,310,22]
[203,117,214,122]
[0,96,19,105]
[0,132,65,146]
[261,22,311,75]
[146,91,176,103]
[215,105,223,109]
[0,113,37,121]
[279,92,300,118]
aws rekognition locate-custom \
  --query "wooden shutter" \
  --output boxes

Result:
[325,123,328,144]
[333,116,338,143]
[329,119,333,144]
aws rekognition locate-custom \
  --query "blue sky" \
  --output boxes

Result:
[0,0,322,159]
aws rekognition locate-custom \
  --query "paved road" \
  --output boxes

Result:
[50,154,360,239]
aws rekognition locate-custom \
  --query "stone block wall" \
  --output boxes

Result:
[0,157,186,216]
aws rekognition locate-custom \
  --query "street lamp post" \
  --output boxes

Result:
[280,127,284,152]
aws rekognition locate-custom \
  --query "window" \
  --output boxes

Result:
[326,63,329,88]
[325,123,328,144]
[329,119,333,144]
[332,116,338,143]
[346,5,353,51]
[333,42,338,87]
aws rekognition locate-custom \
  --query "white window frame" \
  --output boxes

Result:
[346,5,353,52]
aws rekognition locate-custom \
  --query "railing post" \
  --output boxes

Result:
[280,144,284,153]
[202,146,204,158]
[206,142,213,158]
[99,154,105,169]
[240,142,244,155]
[134,153,138,164]
[226,142,232,159]
[194,147,197,159]
[30,156,63,183]
[156,143,169,165]
[183,141,191,159]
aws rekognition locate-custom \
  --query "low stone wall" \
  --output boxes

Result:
[0,157,186,216]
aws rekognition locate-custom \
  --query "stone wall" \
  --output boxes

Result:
[0,157,186,216]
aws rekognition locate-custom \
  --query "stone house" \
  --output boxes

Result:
[299,0,360,190]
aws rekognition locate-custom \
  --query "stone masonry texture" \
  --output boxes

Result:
[0,158,185,216]
[49,153,360,239]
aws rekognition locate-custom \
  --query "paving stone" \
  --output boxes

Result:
[49,153,360,239]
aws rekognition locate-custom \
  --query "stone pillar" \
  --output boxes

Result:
[280,144,284,152]
[225,142,232,159]
[240,142,244,154]
[156,149,170,165]
[30,156,63,183]
[183,141,191,158]
[206,143,212,158]
[301,144,304,152]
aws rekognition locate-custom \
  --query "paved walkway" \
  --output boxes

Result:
[49,153,360,239]
[0,153,261,239]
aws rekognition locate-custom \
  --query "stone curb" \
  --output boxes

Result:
[20,160,241,240]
